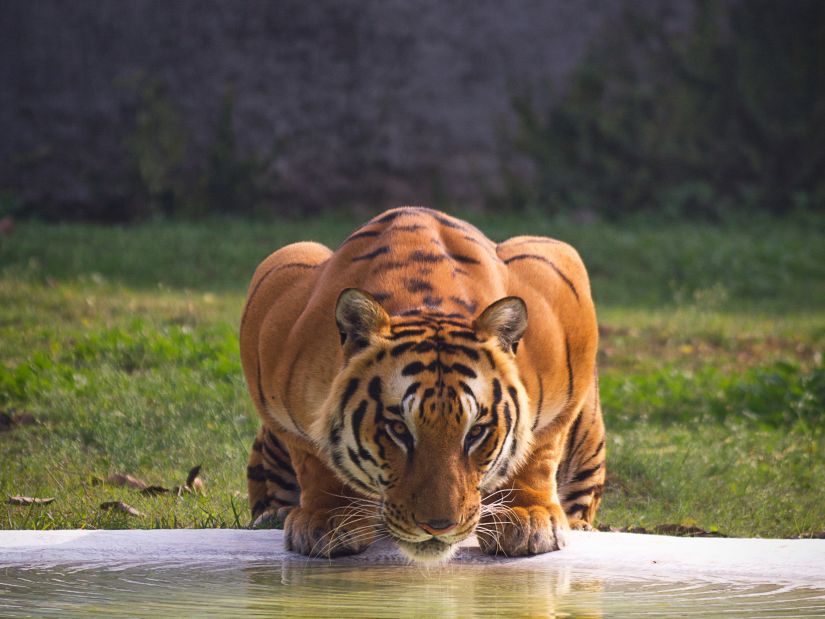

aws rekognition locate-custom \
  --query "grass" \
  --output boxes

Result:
[1,212,823,537]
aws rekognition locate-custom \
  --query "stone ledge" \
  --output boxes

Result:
[1,529,823,585]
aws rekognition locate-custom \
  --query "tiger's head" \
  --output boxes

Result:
[313,288,533,563]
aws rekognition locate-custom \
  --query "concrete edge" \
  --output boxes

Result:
[1,529,823,586]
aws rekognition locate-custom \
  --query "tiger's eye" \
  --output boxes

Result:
[469,425,484,437]
[391,421,408,436]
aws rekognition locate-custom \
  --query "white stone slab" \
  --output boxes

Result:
[1,529,823,586]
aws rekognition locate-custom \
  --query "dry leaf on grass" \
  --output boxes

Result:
[181,465,204,494]
[0,409,37,432]
[101,473,149,490]
[95,466,204,497]
[167,466,206,495]
[99,501,142,516]
[140,485,171,496]
[8,496,55,506]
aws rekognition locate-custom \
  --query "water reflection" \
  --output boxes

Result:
[1,561,824,618]
[244,560,604,618]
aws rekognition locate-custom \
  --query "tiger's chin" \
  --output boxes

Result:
[393,537,459,564]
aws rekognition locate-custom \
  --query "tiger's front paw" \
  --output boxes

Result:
[478,503,568,556]
[284,506,378,558]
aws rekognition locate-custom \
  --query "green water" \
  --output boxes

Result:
[1,562,824,618]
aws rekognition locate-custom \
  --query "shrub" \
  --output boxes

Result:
[502,0,825,218]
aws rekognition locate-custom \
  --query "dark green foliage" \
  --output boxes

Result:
[504,0,825,217]
[121,78,276,220]
[195,89,276,217]
[124,75,188,217]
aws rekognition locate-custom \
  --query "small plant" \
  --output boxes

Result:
[502,0,825,218]
[122,73,188,216]
[196,87,276,217]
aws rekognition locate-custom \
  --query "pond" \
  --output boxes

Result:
[1,530,823,618]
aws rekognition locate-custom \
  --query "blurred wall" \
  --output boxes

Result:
[1,0,625,216]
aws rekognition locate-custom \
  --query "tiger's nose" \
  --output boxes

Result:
[417,518,458,536]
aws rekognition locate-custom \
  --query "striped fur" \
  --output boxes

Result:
[240,207,604,561]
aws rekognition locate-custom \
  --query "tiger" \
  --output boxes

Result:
[240,206,605,563]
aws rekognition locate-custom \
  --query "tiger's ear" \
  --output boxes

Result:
[335,288,391,351]
[473,296,528,354]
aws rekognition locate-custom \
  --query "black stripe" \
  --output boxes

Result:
[449,330,478,341]
[390,329,427,339]
[564,485,598,503]
[353,246,390,261]
[371,291,391,303]
[449,296,478,314]
[264,469,299,492]
[443,343,480,360]
[350,400,377,465]
[256,357,266,411]
[483,349,496,369]
[436,318,473,329]
[448,253,480,265]
[342,229,381,244]
[488,382,512,476]
[402,382,421,401]
[571,428,591,462]
[566,409,583,463]
[390,341,416,356]
[462,234,486,246]
[409,250,445,264]
[368,376,388,461]
[344,472,376,495]
[402,361,426,376]
[405,278,433,293]
[367,376,382,402]
[507,385,521,432]
[348,446,374,479]
[412,341,435,354]
[339,378,360,416]
[572,462,603,484]
[452,362,477,378]
[374,260,405,273]
[565,338,574,405]
[393,223,427,232]
[567,503,589,516]
[252,439,263,452]
[423,295,443,307]
[375,210,408,224]
[262,442,295,476]
[247,464,266,482]
[459,381,478,410]
[431,212,470,231]
[583,439,606,465]
[503,254,579,301]
[532,376,544,431]
[251,498,273,517]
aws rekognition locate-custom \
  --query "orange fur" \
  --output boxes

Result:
[241,207,605,560]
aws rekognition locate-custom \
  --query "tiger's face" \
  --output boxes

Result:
[314,289,533,563]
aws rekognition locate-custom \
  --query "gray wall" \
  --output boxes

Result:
[1,1,623,215]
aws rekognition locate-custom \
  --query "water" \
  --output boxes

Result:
[2,561,824,618]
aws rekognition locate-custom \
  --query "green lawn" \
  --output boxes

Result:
[1,213,823,537]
